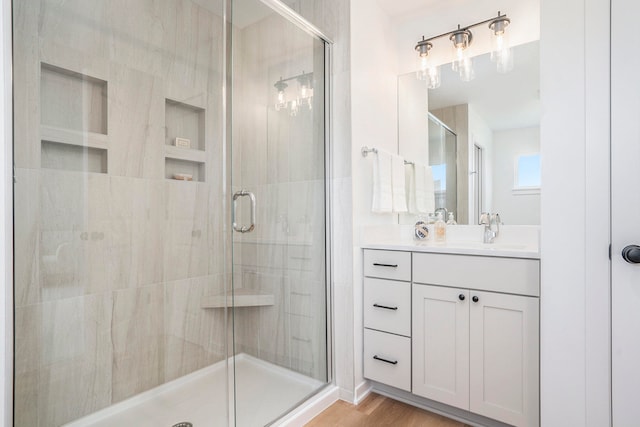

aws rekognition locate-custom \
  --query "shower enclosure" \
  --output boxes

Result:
[427,113,457,218]
[12,0,330,425]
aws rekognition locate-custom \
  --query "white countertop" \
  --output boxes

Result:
[360,225,540,260]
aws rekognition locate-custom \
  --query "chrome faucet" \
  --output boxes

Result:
[434,207,448,220]
[479,212,501,243]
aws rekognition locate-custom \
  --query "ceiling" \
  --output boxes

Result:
[376,0,446,18]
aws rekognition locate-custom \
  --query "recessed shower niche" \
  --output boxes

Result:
[40,63,109,173]
[164,98,206,182]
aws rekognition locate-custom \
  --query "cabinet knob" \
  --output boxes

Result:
[458,294,465,301]
[622,245,640,264]
[472,296,479,303]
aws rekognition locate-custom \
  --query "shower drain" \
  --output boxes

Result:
[172,423,193,427]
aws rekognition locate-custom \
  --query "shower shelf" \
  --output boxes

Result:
[164,145,206,163]
[201,288,275,309]
[41,125,109,150]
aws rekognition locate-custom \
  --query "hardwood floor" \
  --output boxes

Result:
[305,393,470,427]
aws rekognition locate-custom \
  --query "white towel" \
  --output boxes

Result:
[423,165,436,214]
[372,150,393,213]
[414,164,436,214]
[391,155,407,212]
[405,164,417,213]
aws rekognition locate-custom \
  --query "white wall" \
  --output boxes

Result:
[0,0,12,424]
[492,126,540,225]
[540,0,611,425]
[350,0,398,401]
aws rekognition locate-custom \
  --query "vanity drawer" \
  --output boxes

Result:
[364,278,411,337]
[364,328,411,391]
[412,253,540,297]
[364,249,411,281]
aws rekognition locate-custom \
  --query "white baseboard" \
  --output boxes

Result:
[354,380,372,404]
[276,385,339,426]
[338,387,355,403]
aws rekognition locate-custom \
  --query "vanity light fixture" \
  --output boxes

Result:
[414,11,512,85]
[273,71,313,115]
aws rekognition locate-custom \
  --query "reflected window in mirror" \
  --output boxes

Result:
[514,153,541,194]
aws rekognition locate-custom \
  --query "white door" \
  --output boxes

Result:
[469,291,539,427]
[412,284,469,410]
[612,0,640,425]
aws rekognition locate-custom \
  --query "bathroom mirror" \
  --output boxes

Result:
[398,40,540,225]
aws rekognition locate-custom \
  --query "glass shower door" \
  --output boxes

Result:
[229,0,329,425]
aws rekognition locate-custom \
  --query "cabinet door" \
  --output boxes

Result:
[469,291,539,427]
[412,284,469,410]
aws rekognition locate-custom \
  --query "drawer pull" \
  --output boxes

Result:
[373,355,398,365]
[373,303,398,311]
[372,263,398,268]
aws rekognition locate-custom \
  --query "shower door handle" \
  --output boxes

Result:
[232,190,256,233]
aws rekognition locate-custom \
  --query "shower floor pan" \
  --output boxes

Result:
[64,353,323,427]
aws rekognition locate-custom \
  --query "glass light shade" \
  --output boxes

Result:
[457,57,475,82]
[450,30,472,74]
[274,80,288,111]
[495,47,513,73]
[289,99,299,116]
[275,89,286,111]
[300,83,309,99]
[416,54,441,89]
[490,17,513,73]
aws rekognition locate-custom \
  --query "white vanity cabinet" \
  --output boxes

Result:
[412,253,540,427]
[363,246,540,427]
[363,249,412,391]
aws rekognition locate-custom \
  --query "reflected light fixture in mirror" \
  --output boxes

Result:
[273,71,314,116]
[414,11,513,84]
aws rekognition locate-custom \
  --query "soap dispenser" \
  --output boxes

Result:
[435,212,446,242]
[446,212,457,225]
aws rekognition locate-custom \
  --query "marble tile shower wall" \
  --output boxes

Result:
[13,1,227,426]
[231,10,328,381]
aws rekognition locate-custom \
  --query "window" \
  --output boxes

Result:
[514,153,541,194]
